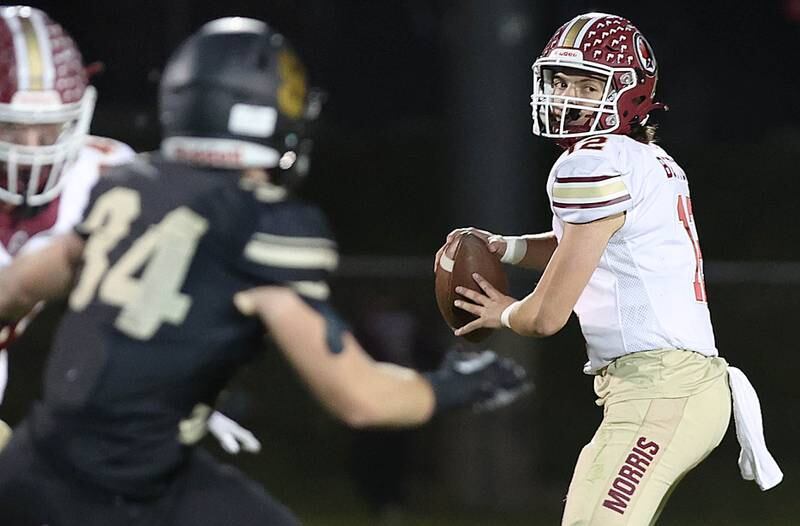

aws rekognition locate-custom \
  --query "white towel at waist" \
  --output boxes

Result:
[728,366,783,491]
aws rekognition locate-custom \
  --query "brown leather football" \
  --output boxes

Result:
[435,232,509,343]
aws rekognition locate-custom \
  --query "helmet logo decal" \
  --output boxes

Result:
[635,33,657,75]
[277,50,307,119]
[548,48,583,60]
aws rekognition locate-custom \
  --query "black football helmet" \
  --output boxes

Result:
[159,17,322,186]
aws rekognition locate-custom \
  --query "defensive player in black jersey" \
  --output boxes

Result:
[0,17,529,525]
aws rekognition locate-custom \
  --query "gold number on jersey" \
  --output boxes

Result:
[70,188,140,311]
[101,207,209,339]
[69,188,209,340]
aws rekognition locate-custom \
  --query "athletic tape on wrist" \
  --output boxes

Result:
[500,236,527,265]
[500,301,520,329]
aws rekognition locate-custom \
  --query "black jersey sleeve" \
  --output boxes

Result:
[234,198,338,304]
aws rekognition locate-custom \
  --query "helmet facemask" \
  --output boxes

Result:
[0,86,96,207]
[531,61,638,139]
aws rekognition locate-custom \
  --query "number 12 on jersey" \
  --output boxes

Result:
[676,194,707,303]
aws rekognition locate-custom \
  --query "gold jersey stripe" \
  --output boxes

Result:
[250,231,336,249]
[552,180,628,200]
[562,15,593,48]
[19,16,43,90]
[244,239,339,270]
[288,280,331,301]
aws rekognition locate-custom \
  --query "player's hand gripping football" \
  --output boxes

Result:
[425,349,532,413]
[452,273,517,336]
[433,227,507,273]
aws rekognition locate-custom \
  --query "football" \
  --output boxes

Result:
[435,232,509,343]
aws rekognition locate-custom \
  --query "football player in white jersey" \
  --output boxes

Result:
[436,12,781,525]
[0,5,259,456]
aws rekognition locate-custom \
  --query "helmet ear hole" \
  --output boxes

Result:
[633,96,646,106]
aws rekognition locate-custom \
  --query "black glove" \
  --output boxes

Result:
[423,349,532,414]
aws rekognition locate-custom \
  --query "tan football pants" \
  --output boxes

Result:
[562,350,731,526]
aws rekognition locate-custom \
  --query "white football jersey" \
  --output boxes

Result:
[547,134,717,373]
[0,136,134,404]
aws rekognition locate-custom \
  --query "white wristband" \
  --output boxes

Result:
[499,236,527,265]
[500,301,521,330]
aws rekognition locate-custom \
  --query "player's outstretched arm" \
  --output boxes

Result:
[235,288,529,427]
[434,227,558,273]
[236,287,434,427]
[0,233,84,322]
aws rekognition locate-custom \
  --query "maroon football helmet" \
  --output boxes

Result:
[0,6,95,207]
[531,12,665,142]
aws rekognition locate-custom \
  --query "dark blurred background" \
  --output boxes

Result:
[3,0,799,524]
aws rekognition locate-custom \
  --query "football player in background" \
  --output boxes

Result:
[436,12,781,525]
[0,5,262,456]
[0,16,528,525]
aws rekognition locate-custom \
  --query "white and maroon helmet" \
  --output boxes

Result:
[531,12,666,143]
[0,5,95,207]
